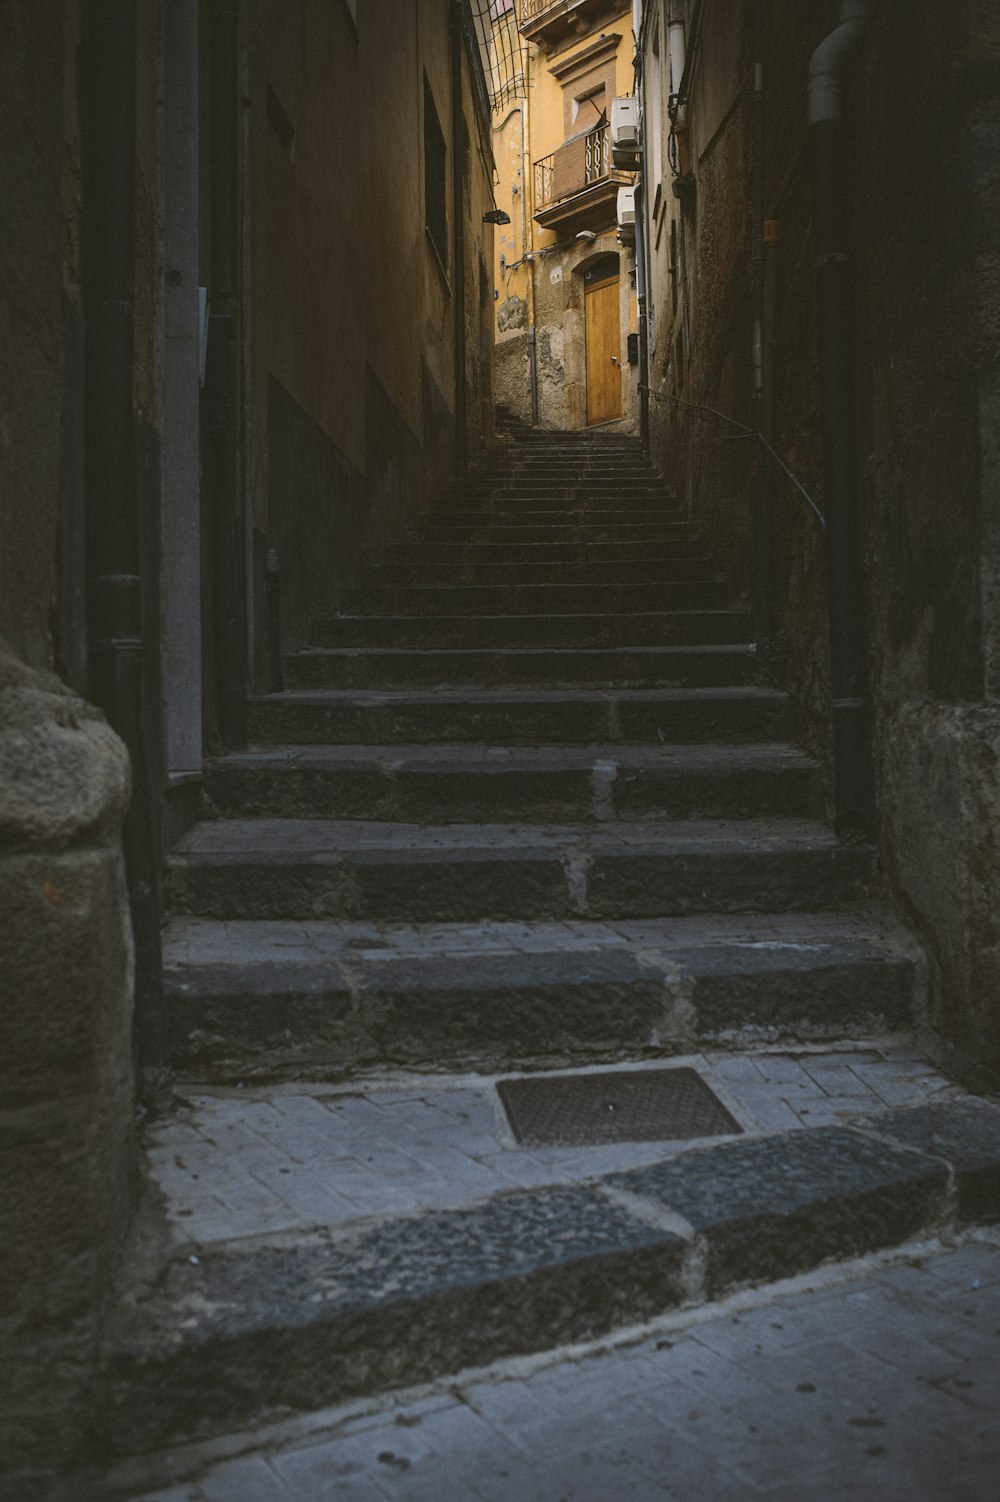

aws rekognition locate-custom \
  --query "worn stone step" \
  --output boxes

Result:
[167,817,871,924]
[440,495,677,517]
[161,910,911,1079]
[419,518,692,543]
[352,580,728,615]
[389,538,701,565]
[309,610,753,649]
[100,1092,1000,1453]
[245,685,791,747]
[202,742,821,823]
[368,557,714,589]
[283,643,757,691]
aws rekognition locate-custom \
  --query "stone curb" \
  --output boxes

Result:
[99,1098,1000,1455]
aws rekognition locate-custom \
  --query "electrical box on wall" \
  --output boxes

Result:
[617,185,636,243]
[611,97,641,167]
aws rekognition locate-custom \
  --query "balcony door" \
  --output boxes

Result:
[585,259,621,426]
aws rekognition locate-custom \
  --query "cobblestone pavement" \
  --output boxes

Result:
[149,1043,957,1245]
[112,1232,1000,1501]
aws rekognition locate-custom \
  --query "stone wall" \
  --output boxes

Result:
[646,0,1000,1082]
[0,4,137,1488]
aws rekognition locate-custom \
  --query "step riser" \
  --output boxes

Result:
[168,847,872,924]
[203,762,822,823]
[390,541,700,564]
[246,696,792,747]
[420,521,691,541]
[309,613,753,649]
[282,648,756,691]
[353,582,728,615]
[368,559,713,588]
[165,956,913,1082]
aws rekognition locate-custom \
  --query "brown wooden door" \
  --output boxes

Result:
[585,274,621,425]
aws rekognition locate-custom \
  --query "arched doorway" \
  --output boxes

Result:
[583,253,621,425]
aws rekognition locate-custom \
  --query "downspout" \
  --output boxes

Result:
[204,0,247,748]
[524,43,539,427]
[751,0,773,647]
[635,181,649,450]
[451,1,468,473]
[809,0,872,835]
[80,0,168,1099]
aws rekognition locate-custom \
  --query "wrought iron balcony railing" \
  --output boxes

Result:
[534,123,616,211]
[518,0,565,25]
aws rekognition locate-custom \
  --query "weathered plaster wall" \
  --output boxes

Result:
[492,11,638,431]
[246,0,495,651]
[0,4,137,1488]
[646,0,1000,1081]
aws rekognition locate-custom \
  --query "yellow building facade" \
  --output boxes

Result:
[492,0,640,431]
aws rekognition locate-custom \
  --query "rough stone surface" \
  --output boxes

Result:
[105,1234,1000,1502]
[104,1187,686,1453]
[0,659,135,1488]
[610,1127,949,1297]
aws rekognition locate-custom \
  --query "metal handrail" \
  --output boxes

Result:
[639,386,825,532]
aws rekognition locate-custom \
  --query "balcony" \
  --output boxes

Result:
[533,124,632,235]
[518,0,628,55]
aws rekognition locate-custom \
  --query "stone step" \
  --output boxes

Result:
[309,610,753,649]
[202,742,821,823]
[389,538,701,564]
[367,557,714,589]
[351,580,728,615]
[419,517,691,542]
[245,685,791,747]
[167,817,871,924]
[440,494,678,515]
[161,910,909,1079]
[282,643,757,691]
[100,1091,1000,1454]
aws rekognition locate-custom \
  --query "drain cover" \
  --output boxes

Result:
[496,1067,742,1148]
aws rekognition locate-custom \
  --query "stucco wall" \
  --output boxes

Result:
[246,0,495,651]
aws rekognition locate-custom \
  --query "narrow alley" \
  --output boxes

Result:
[3,2,1000,1500]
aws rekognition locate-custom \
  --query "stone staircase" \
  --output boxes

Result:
[164,433,902,1081]
[98,429,1000,1467]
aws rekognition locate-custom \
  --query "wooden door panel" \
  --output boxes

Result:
[585,276,621,426]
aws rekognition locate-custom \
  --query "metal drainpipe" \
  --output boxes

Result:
[751,0,773,648]
[635,183,650,450]
[523,44,539,427]
[809,0,872,836]
[451,2,468,473]
[204,0,247,748]
[80,0,169,1102]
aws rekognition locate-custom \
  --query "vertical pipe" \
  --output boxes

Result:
[162,0,203,775]
[204,0,247,748]
[809,0,871,835]
[635,183,650,449]
[451,1,468,473]
[751,0,772,647]
[524,43,539,427]
[80,0,168,1100]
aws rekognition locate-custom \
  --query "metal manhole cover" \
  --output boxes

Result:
[496,1067,742,1148]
